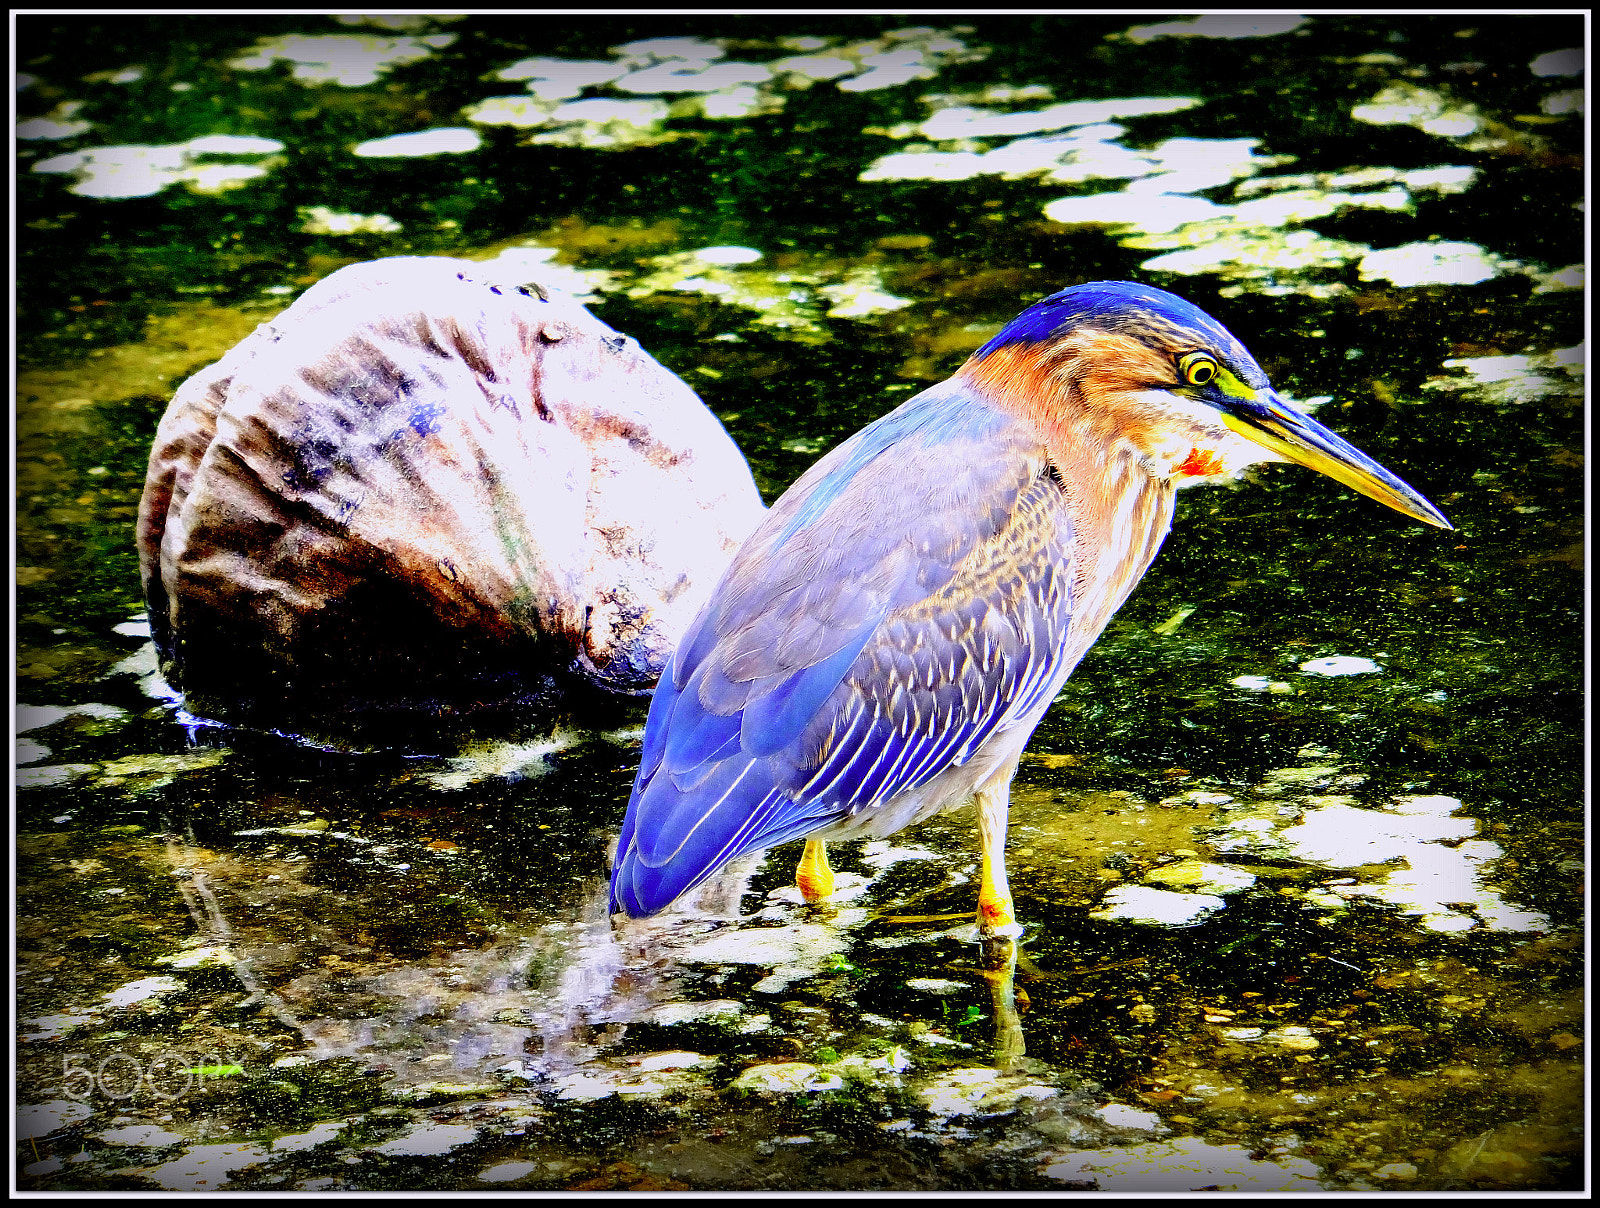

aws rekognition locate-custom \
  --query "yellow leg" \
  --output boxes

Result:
[974,765,1023,939]
[796,838,835,902]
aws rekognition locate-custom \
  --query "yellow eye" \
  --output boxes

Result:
[1179,352,1219,386]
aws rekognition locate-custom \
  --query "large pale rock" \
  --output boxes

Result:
[136,256,764,740]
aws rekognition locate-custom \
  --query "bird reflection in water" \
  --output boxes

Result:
[609,281,1452,1066]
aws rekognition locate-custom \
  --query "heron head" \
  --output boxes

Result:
[960,280,1452,530]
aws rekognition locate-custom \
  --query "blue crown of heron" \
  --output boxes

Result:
[973,280,1259,377]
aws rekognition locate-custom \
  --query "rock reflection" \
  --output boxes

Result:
[158,813,1045,1110]
[155,825,565,1093]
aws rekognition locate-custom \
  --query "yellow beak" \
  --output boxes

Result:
[1222,394,1454,530]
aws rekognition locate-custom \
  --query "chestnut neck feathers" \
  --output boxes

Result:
[955,282,1277,487]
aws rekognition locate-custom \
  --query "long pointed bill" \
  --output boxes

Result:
[1222,394,1454,530]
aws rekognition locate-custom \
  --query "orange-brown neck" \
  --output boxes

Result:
[957,340,1179,645]
[958,338,1126,459]
[957,337,1264,486]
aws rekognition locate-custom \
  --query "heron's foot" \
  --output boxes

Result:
[977,894,1023,939]
[797,870,835,902]
[796,838,835,903]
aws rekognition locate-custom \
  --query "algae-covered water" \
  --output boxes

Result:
[14,13,1585,1194]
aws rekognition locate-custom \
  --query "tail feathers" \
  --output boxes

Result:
[608,758,839,917]
[610,847,710,917]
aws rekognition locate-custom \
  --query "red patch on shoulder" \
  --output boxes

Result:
[1173,446,1228,477]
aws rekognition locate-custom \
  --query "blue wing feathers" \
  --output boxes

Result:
[739,623,877,757]
[610,380,1081,916]
[770,398,1009,548]
[667,734,742,792]
[634,653,682,786]
[660,670,744,772]
[632,754,768,865]
[611,757,841,915]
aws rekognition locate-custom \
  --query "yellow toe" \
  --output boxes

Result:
[796,838,835,902]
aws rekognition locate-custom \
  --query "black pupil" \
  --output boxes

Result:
[1191,361,1213,382]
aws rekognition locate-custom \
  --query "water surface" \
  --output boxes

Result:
[14,13,1584,1193]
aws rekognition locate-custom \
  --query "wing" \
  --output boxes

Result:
[610,382,1080,916]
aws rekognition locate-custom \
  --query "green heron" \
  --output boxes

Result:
[609,280,1451,936]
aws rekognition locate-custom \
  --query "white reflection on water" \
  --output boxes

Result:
[1350,80,1523,151]
[1423,345,1585,407]
[624,249,821,334]
[1046,1135,1323,1192]
[1121,15,1309,43]
[818,267,916,318]
[1073,161,1508,296]
[1530,48,1584,77]
[85,66,147,84]
[1358,240,1514,287]
[227,32,458,87]
[460,95,556,128]
[351,127,482,158]
[1298,656,1382,677]
[419,734,575,790]
[147,823,930,1105]
[463,95,676,149]
[455,31,1548,307]
[840,46,939,93]
[616,58,772,96]
[771,53,857,83]
[916,96,1198,141]
[1281,795,1551,934]
[1090,884,1227,926]
[1541,90,1583,116]
[862,121,1234,189]
[298,205,403,235]
[468,244,617,301]
[467,27,984,148]
[693,245,763,265]
[16,100,90,140]
[32,135,284,198]
[859,89,1474,299]
[495,57,629,100]
[539,96,677,144]
[605,246,917,336]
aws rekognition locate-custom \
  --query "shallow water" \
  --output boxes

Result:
[14,14,1585,1193]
